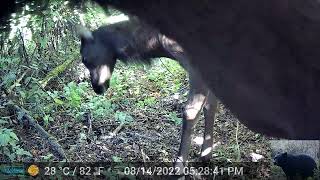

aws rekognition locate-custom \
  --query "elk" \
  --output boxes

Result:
[77,18,218,165]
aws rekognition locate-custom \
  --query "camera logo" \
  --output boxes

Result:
[27,165,39,176]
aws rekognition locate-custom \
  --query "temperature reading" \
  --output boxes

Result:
[80,167,91,176]
[44,167,56,176]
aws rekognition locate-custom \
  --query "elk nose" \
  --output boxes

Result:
[93,85,105,95]
[95,89,103,95]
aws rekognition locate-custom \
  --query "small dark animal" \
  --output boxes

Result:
[274,152,317,179]
[77,18,218,164]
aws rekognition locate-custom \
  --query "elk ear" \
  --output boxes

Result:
[76,25,94,43]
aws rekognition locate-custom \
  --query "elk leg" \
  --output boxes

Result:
[176,92,207,167]
[201,91,218,161]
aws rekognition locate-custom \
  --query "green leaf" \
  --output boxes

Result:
[0,119,8,124]
[24,77,32,84]
[53,98,64,105]
[7,153,16,161]
[9,132,18,141]
[8,139,17,146]
[1,72,16,88]
[79,133,87,142]
[114,111,134,124]
[15,147,32,156]
[112,156,122,162]
[39,37,48,49]
[0,134,11,146]
[42,153,54,160]
[19,91,26,99]
[43,115,50,125]
[169,112,182,125]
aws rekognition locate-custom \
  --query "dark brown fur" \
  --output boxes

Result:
[79,19,218,164]
[94,0,320,139]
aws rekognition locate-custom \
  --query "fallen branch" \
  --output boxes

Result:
[39,58,77,88]
[11,104,66,160]
[101,122,126,139]
[109,123,125,137]
[140,147,149,162]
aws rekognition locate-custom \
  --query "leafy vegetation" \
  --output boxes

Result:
[0,128,32,161]
[0,0,188,161]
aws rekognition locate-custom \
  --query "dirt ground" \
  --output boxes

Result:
[14,96,272,178]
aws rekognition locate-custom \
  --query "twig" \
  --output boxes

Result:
[76,152,83,161]
[57,136,72,142]
[7,69,31,94]
[126,132,154,141]
[109,123,125,137]
[10,104,67,160]
[235,121,241,161]
[159,58,177,78]
[18,29,29,64]
[88,114,93,136]
[140,146,149,162]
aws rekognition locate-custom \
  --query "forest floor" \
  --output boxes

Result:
[9,59,272,178]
